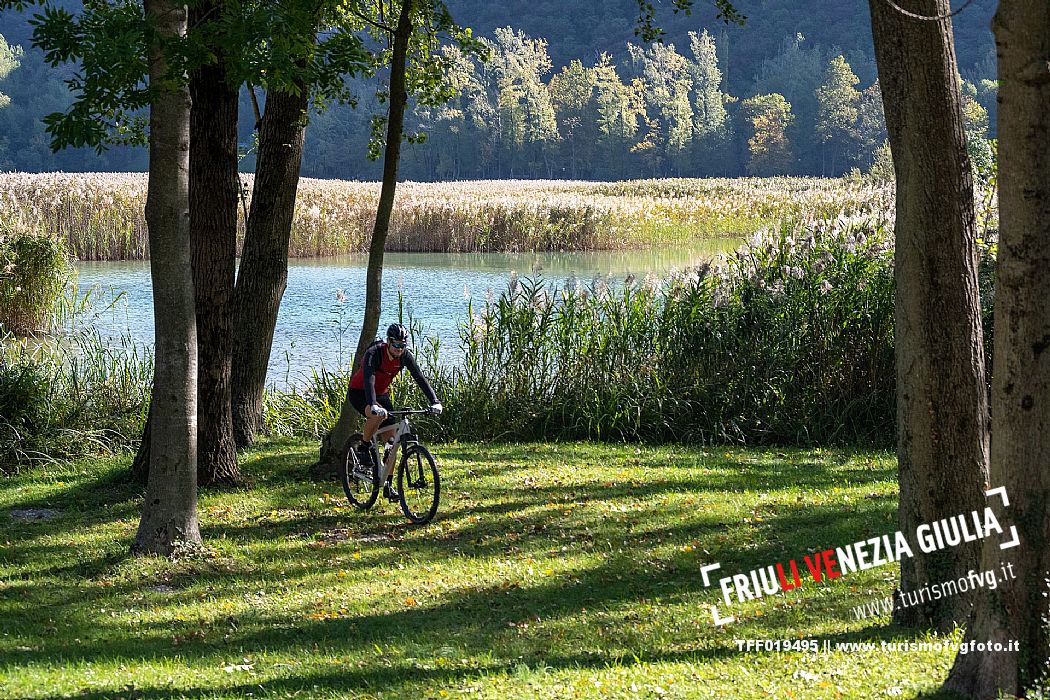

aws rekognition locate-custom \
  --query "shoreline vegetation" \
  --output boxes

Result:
[1,176,998,472]
[5,214,968,471]
[0,174,893,260]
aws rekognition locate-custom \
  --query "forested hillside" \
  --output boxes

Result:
[0,0,997,178]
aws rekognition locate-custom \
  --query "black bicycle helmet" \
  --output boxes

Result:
[386,323,409,342]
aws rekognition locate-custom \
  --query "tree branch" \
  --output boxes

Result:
[346,5,393,34]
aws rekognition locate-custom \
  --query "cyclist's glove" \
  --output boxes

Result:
[370,404,388,419]
[430,402,443,415]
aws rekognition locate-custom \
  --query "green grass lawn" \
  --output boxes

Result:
[1,442,964,699]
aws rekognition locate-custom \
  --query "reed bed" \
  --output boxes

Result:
[0,173,894,260]
[2,209,997,470]
[413,216,989,446]
[0,328,152,470]
[0,221,73,334]
[273,212,997,447]
[412,214,900,445]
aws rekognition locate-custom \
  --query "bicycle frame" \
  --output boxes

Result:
[344,406,439,523]
[379,409,427,466]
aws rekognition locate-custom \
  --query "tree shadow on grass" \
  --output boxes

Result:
[7,646,742,700]
[0,442,918,697]
[4,441,898,587]
[5,622,961,700]
[2,493,901,663]
[1,460,142,522]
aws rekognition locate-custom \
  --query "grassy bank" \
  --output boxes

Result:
[0,441,962,699]
[0,174,893,260]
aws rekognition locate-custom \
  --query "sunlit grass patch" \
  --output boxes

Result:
[0,441,963,699]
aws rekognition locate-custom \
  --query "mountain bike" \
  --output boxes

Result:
[340,408,441,524]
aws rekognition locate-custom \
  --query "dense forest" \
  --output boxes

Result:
[0,0,998,179]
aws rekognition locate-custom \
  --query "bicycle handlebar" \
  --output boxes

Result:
[390,408,433,417]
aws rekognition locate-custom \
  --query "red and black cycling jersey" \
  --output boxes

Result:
[348,341,438,406]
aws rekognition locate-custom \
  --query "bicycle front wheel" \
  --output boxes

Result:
[397,444,440,524]
[341,433,380,510]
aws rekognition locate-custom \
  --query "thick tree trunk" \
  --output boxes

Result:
[231,83,310,448]
[868,0,989,632]
[944,2,1050,696]
[130,402,151,484]
[317,0,414,470]
[189,8,240,486]
[133,0,202,555]
[132,4,240,486]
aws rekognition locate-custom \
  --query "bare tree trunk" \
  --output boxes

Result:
[945,2,1050,696]
[130,403,151,484]
[133,0,201,555]
[231,82,310,448]
[317,0,415,471]
[189,5,240,486]
[868,0,989,632]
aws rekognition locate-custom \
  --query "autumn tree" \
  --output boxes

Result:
[548,59,597,178]
[815,55,861,176]
[750,33,823,172]
[960,79,993,179]
[627,41,694,174]
[687,29,729,171]
[742,93,794,175]
[409,45,479,179]
[854,80,887,170]
[0,34,20,110]
[485,27,559,176]
[592,53,643,178]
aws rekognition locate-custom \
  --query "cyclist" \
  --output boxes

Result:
[347,323,442,500]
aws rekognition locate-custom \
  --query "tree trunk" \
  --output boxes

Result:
[231,82,310,449]
[133,0,202,556]
[868,0,989,632]
[944,2,1050,696]
[132,3,240,486]
[189,6,240,486]
[130,403,151,484]
[317,0,415,470]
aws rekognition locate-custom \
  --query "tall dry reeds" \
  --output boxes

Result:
[0,221,73,334]
[0,173,894,259]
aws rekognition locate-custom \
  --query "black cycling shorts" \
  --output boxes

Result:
[347,388,396,428]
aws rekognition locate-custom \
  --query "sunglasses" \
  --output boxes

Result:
[389,339,407,349]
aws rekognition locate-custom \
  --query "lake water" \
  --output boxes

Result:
[75,241,739,387]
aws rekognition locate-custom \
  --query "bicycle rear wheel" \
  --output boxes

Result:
[397,444,440,524]
[341,433,380,510]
